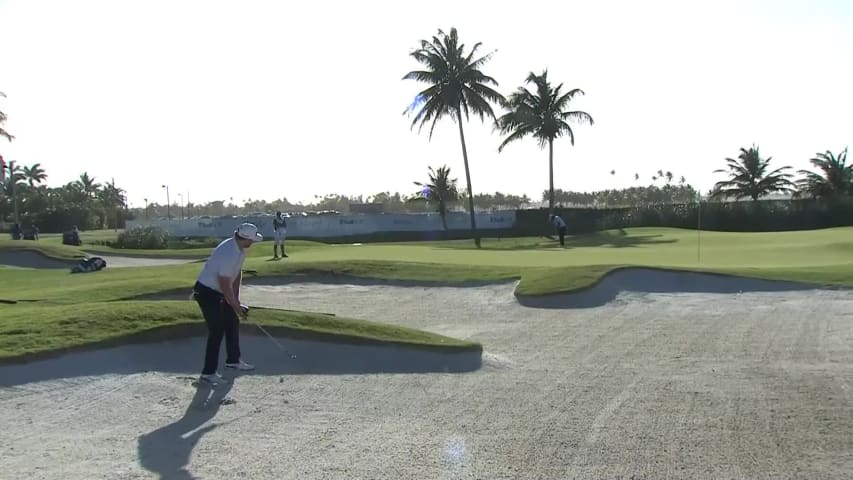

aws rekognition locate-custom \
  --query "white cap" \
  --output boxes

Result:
[235,222,263,242]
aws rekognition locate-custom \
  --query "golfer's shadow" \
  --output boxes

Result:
[137,381,234,480]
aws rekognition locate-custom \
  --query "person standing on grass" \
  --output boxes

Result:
[192,222,263,386]
[273,211,288,259]
[549,213,568,247]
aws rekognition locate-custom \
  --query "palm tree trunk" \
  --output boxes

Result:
[439,203,448,231]
[455,108,480,248]
[12,182,18,225]
[548,138,555,213]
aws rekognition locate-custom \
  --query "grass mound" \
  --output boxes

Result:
[0,300,480,362]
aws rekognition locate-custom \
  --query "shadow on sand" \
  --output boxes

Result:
[516,267,845,309]
[3,329,481,477]
[137,380,234,480]
[0,330,482,388]
[0,250,78,269]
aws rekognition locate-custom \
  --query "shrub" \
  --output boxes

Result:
[114,226,169,249]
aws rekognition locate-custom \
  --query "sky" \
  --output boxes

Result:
[0,0,851,208]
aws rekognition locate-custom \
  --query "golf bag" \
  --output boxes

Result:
[71,256,107,274]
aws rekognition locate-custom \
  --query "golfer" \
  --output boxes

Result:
[273,211,288,259]
[193,222,263,386]
[549,213,568,247]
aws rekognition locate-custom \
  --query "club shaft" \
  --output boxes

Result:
[252,322,294,356]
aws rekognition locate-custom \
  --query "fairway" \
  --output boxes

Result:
[3,227,853,304]
[266,227,853,269]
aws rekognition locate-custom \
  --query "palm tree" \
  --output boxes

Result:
[710,145,796,201]
[403,27,505,248]
[76,172,101,199]
[665,171,673,184]
[3,160,24,223]
[796,148,852,198]
[22,163,47,187]
[0,91,13,142]
[412,165,459,231]
[496,70,593,213]
[99,179,127,230]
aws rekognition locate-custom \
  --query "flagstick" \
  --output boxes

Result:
[697,191,702,264]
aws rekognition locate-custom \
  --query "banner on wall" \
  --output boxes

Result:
[127,211,517,239]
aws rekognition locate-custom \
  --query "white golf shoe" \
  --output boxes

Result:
[225,360,255,371]
[199,373,228,387]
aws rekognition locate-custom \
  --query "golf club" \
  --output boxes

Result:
[241,305,297,359]
[248,304,336,317]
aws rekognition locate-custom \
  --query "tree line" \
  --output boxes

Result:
[710,145,851,201]
[0,160,128,233]
[3,31,849,237]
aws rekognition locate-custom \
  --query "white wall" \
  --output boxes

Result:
[126,211,517,239]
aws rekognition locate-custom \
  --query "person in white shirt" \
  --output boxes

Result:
[192,222,263,386]
[272,211,288,259]
[549,213,568,247]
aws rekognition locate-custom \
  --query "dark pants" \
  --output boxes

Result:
[193,281,241,374]
[558,226,567,246]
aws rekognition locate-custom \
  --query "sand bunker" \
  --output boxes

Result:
[516,267,842,309]
[91,254,199,268]
[0,250,198,270]
[0,326,480,388]
[3,280,853,478]
[0,250,77,269]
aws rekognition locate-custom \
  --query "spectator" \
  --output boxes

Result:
[548,213,568,247]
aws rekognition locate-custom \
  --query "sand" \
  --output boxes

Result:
[1,271,852,478]
[0,250,198,270]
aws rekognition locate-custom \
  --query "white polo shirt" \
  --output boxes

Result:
[196,237,246,293]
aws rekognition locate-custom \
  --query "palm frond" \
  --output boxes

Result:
[553,120,575,145]
[560,110,594,126]
[403,27,504,138]
[497,124,538,152]
[554,88,586,110]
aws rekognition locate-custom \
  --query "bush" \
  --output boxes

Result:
[165,237,222,249]
[114,226,169,249]
[513,196,853,234]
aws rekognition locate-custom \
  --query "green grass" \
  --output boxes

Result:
[3,226,853,361]
[6,226,853,298]
[0,301,479,361]
[33,229,328,258]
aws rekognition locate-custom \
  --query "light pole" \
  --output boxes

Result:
[178,193,184,220]
[144,198,148,219]
[161,184,170,220]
